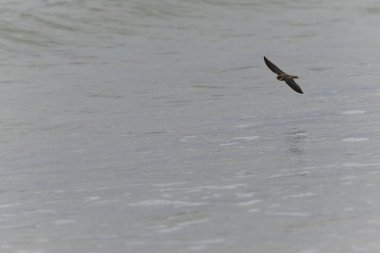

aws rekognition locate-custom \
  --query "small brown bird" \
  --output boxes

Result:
[264,56,303,94]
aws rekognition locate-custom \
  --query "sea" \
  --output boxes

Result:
[1,0,380,252]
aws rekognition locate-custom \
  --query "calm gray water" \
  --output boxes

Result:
[1,0,380,252]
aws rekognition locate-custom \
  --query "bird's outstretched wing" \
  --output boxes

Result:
[284,77,303,94]
[264,56,285,75]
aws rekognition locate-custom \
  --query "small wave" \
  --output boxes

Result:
[236,199,262,207]
[231,136,260,141]
[342,110,366,115]
[341,138,368,142]
[129,199,205,208]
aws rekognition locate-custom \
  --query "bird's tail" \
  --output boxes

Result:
[292,75,299,79]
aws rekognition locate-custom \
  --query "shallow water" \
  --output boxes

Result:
[1,0,380,252]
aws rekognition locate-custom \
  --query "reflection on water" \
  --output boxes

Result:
[287,129,307,155]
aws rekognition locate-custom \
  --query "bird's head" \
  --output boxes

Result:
[276,75,284,81]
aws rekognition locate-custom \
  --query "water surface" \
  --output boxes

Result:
[1,0,380,252]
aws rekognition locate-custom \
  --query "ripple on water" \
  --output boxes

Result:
[219,142,240,147]
[231,136,260,141]
[129,199,205,208]
[234,123,253,129]
[51,219,76,225]
[283,192,316,199]
[0,203,22,209]
[199,184,247,190]
[189,238,226,251]
[236,199,262,207]
[342,110,367,115]
[343,163,380,168]
[236,192,255,199]
[299,248,320,253]
[267,211,311,217]
[157,218,209,234]
[341,138,368,142]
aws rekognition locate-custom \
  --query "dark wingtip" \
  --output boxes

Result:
[263,56,270,65]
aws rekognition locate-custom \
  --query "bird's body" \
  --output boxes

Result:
[264,56,303,94]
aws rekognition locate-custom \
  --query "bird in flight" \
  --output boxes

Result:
[264,56,304,94]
